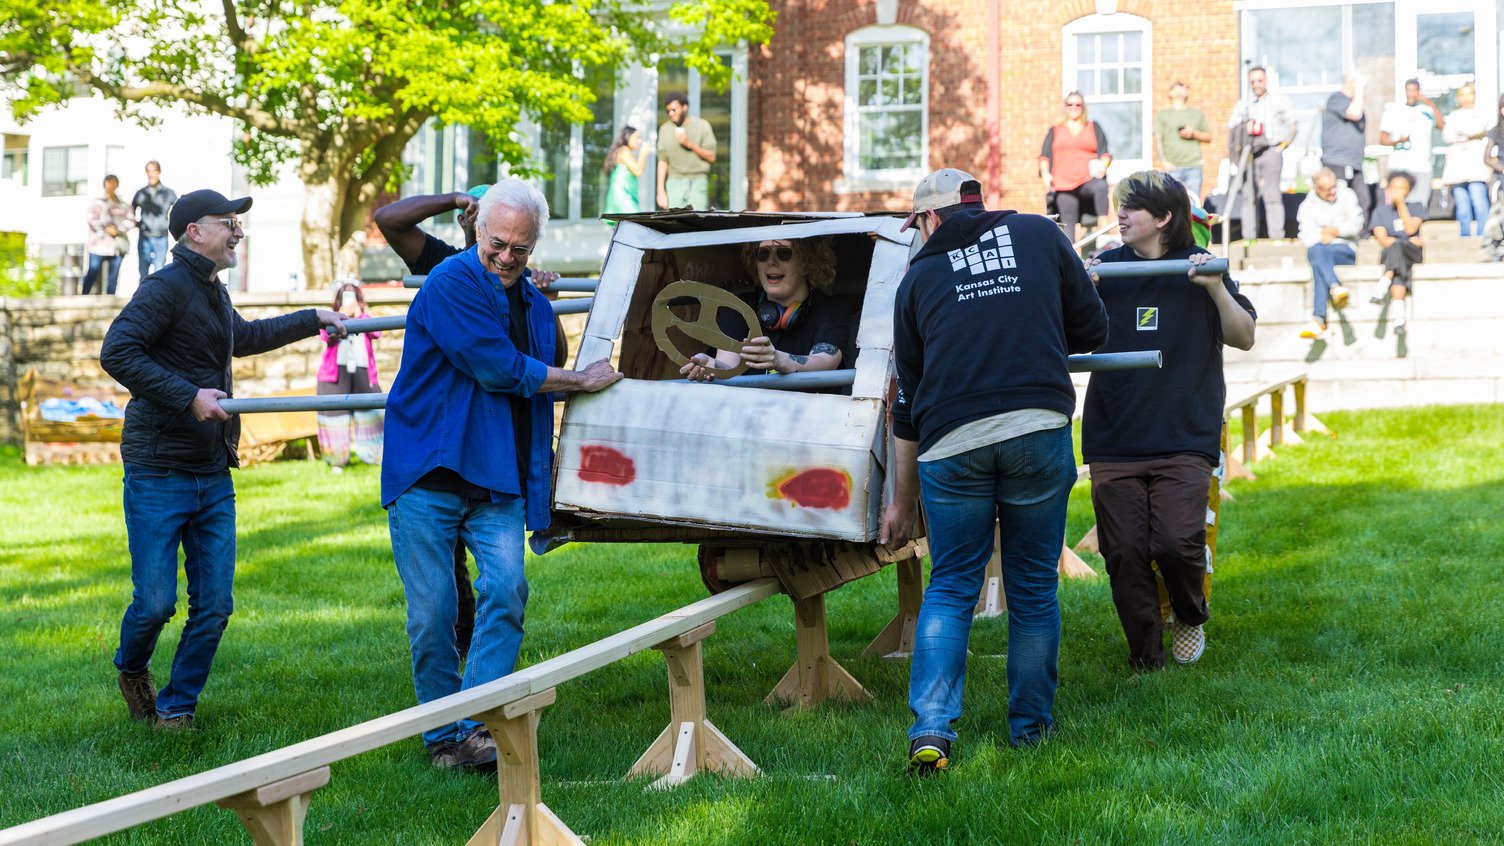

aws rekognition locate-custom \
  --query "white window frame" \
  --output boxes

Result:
[838,24,930,193]
[1061,13,1152,180]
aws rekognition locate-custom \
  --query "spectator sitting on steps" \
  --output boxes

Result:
[1366,171,1426,337]
[1296,168,1365,339]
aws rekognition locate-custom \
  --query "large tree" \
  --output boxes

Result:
[0,0,773,289]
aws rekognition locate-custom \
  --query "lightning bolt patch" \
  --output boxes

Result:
[1136,307,1159,331]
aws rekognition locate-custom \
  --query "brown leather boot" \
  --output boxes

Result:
[117,669,157,722]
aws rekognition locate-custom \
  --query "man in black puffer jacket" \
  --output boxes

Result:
[101,189,347,729]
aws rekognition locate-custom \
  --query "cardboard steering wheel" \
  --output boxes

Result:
[650,280,759,380]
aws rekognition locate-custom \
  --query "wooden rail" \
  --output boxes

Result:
[0,579,781,846]
[1223,372,1326,476]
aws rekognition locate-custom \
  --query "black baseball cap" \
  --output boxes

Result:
[169,189,253,240]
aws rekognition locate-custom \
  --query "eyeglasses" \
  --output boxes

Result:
[203,217,244,231]
[1065,102,1085,109]
[484,238,533,259]
[755,246,795,262]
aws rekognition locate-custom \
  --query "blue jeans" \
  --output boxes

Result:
[388,487,528,747]
[114,465,237,719]
[1452,182,1489,237]
[908,425,1078,747]
[1307,242,1356,321]
[1170,166,1202,199]
[138,235,170,278]
[83,252,123,295]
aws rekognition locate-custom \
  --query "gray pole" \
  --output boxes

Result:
[404,275,599,293]
[1089,258,1229,278]
[341,298,592,335]
[220,353,1160,412]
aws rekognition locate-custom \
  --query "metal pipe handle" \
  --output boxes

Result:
[1090,258,1229,278]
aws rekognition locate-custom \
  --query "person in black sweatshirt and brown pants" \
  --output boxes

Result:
[880,168,1108,773]
[1084,170,1256,671]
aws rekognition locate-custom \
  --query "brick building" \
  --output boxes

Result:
[745,0,1241,216]
[744,0,1501,218]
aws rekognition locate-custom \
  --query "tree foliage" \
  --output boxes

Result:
[0,0,775,285]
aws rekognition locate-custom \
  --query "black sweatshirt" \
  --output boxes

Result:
[1082,244,1257,464]
[892,209,1108,453]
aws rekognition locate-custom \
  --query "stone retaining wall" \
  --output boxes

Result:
[1,288,588,445]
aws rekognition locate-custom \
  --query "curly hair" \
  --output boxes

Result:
[740,237,838,293]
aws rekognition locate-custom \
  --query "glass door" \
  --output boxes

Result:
[1396,0,1499,180]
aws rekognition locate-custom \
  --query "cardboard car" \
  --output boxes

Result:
[545,211,912,558]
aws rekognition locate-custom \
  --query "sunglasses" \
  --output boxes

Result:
[755,246,795,263]
[1065,102,1084,109]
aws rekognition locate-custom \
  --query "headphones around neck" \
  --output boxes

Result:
[757,293,803,331]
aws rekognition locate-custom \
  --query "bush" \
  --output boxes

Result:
[0,236,61,298]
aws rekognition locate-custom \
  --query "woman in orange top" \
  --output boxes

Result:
[1039,92,1113,245]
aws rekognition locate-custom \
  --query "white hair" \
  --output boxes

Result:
[476,177,550,243]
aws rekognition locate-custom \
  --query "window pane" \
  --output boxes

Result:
[466,128,498,187]
[1247,7,1341,89]
[1123,67,1142,95]
[860,47,880,76]
[860,110,922,171]
[1353,3,1396,57]
[579,69,616,220]
[858,78,877,105]
[699,53,733,210]
[1100,68,1119,95]
[1101,35,1118,63]
[1416,12,1475,78]
[1077,35,1095,64]
[1123,33,1141,63]
[1093,101,1142,160]
[879,78,900,106]
[902,75,922,105]
[538,117,571,220]
[1078,70,1094,95]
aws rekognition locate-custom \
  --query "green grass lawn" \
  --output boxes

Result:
[3,404,1503,844]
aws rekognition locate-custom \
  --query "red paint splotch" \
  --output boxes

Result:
[771,468,852,510]
[578,445,636,486]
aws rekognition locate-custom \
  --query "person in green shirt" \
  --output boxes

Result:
[656,91,717,210]
[1154,81,1211,198]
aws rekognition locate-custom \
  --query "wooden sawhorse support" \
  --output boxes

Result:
[628,621,758,788]
[863,553,924,659]
[216,766,330,846]
[767,593,871,710]
[468,689,583,846]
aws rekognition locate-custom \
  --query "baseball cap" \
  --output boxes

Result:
[467,184,491,200]
[900,169,984,231]
[169,189,253,240]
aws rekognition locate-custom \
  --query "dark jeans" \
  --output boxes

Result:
[114,465,237,718]
[1055,178,1110,243]
[83,253,123,295]
[138,235,170,279]
[909,426,1077,747]
[1381,240,1424,289]
[1089,455,1213,671]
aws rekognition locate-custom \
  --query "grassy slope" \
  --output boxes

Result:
[2,404,1502,844]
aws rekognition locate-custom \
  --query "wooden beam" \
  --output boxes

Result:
[0,578,781,846]
[974,527,1005,618]
[469,689,584,846]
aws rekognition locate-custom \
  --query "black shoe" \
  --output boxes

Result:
[153,713,195,731]
[118,669,157,722]
[908,735,950,776]
[429,727,498,772]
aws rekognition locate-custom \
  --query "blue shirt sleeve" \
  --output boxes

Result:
[417,265,549,397]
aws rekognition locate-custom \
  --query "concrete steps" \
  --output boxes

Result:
[1230,223,1491,271]
[1225,263,1504,411]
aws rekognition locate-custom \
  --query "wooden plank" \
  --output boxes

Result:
[216,768,329,810]
[0,579,781,846]
[1224,372,1306,412]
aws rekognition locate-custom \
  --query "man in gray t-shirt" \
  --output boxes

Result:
[655,92,717,210]
[1320,72,1372,226]
[131,160,178,279]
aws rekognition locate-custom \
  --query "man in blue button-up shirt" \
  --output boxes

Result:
[381,178,621,771]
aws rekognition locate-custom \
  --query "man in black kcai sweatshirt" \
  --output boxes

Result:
[881,169,1108,772]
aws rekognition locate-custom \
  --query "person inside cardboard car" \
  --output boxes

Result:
[679,237,855,382]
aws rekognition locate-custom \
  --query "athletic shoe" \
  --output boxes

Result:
[1298,320,1327,340]
[118,669,157,722]
[154,714,195,731]
[429,727,498,772]
[908,735,950,776]
[1168,620,1206,665]
[1329,286,1350,309]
